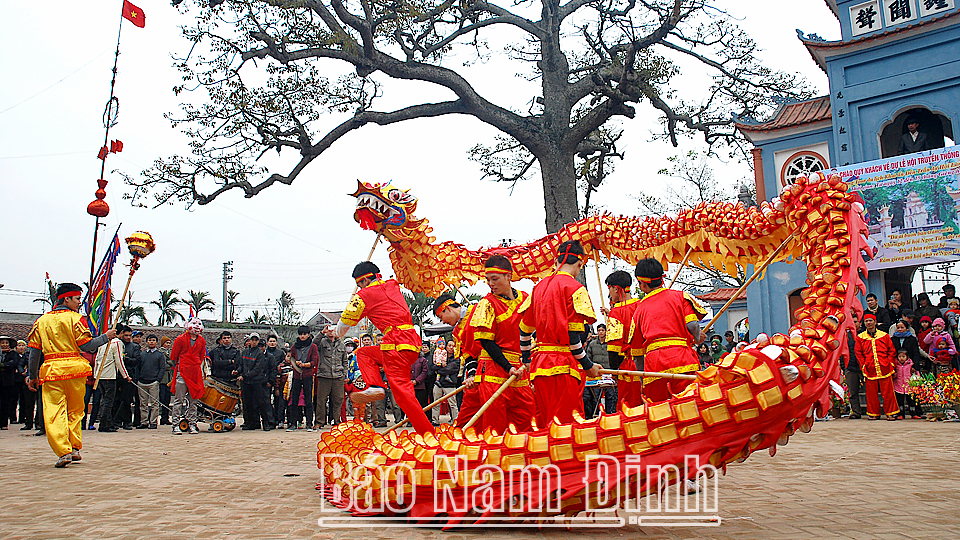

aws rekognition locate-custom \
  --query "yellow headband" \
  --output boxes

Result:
[484,267,512,275]
[636,275,661,284]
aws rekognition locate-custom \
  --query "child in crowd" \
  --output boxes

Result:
[931,336,955,376]
[892,349,917,420]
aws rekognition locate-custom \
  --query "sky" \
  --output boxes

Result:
[0,1,838,324]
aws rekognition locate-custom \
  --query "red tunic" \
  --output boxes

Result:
[471,290,534,432]
[855,329,896,379]
[519,271,596,382]
[607,297,643,406]
[607,297,641,379]
[170,333,207,400]
[626,287,705,382]
[471,291,529,386]
[341,279,422,353]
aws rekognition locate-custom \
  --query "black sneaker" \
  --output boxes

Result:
[136,424,149,429]
[20,425,33,431]
[121,424,133,430]
[849,413,861,419]
[99,426,118,433]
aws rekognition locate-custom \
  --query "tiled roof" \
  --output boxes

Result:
[800,9,960,71]
[696,288,747,302]
[735,96,832,133]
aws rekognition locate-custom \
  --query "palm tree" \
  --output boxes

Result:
[151,289,184,326]
[114,291,149,325]
[185,289,216,317]
[245,310,271,324]
[403,291,436,337]
[227,290,240,322]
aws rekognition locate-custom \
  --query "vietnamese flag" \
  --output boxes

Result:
[122,0,146,28]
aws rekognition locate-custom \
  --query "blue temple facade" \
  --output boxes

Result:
[736,0,960,336]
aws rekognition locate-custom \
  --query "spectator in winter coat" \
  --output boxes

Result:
[136,335,167,429]
[914,294,941,332]
[411,349,430,413]
[313,326,349,428]
[287,327,318,432]
[238,333,274,431]
[209,331,241,383]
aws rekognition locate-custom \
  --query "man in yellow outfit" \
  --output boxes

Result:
[26,283,115,467]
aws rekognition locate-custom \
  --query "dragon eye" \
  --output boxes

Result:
[388,189,414,203]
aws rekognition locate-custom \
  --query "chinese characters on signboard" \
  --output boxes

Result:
[850,0,954,37]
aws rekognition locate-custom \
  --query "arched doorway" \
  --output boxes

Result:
[788,288,804,327]
[880,107,954,158]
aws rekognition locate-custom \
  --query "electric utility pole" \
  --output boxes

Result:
[222,261,233,322]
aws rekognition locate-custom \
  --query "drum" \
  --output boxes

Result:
[199,377,241,416]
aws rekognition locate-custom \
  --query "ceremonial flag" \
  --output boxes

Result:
[84,232,122,334]
[122,0,146,28]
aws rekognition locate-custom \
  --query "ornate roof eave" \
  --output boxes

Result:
[799,9,960,73]
[733,96,832,144]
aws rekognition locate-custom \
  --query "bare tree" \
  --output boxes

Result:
[276,290,301,326]
[126,0,809,233]
[638,150,747,290]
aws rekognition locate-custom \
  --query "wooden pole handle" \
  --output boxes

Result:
[387,384,467,432]
[598,368,697,381]
[703,232,796,336]
[463,374,517,430]
[667,246,694,289]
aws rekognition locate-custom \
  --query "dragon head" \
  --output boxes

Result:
[350,180,422,231]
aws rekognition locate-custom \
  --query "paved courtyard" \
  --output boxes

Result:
[1,418,958,539]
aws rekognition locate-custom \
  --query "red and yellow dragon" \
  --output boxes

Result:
[317,175,866,522]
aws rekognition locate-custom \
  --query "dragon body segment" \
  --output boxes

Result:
[322,174,869,521]
[351,181,797,297]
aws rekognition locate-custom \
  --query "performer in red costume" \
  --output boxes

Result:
[626,258,706,403]
[469,256,535,432]
[604,270,644,408]
[433,293,481,427]
[169,317,207,434]
[520,240,602,425]
[332,261,434,434]
[855,313,900,419]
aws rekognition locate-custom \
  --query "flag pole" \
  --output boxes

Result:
[88,7,126,291]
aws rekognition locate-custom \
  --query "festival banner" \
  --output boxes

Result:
[826,144,960,270]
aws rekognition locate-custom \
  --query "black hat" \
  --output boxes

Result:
[905,115,920,125]
[55,283,83,300]
[297,325,311,335]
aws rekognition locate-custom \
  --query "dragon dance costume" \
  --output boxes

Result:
[606,296,643,407]
[339,275,433,434]
[442,301,481,428]
[471,288,535,432]
[626,286,706,403]
[520,269,597,425]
